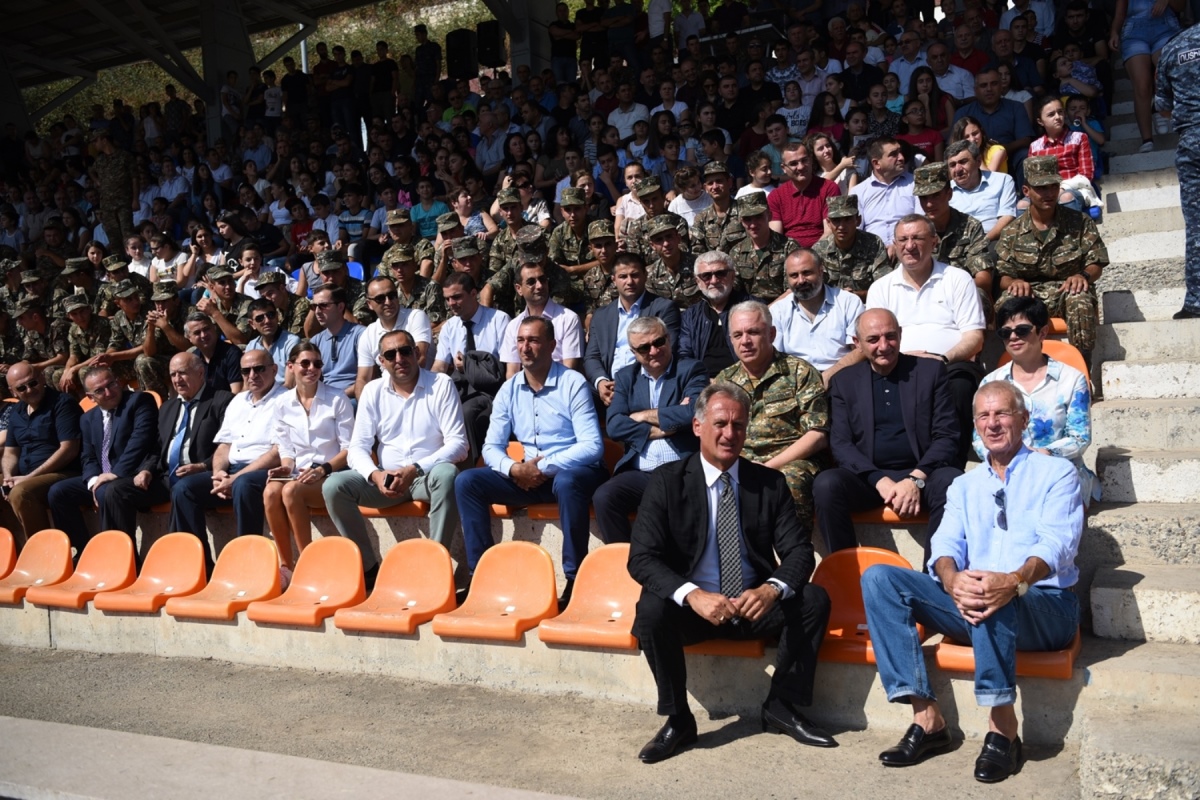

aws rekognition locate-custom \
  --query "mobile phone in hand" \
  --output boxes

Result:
[384,472,398,490]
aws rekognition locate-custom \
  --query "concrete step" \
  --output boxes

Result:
[1109,148,1180,175]
[1081,638,1200,715]
[1110,121,1175,141]
[1101,360,1200,400]
[1079,708,1200,799]
[1104,183,1180,214]
[1096,318,1200,363]
[1111,100,1134,115]
[1097,447,1200,503]
[1081,503,1200,584]
[1104,229,1184,264]
[1098,166,1180,195]
[1101,286,1186,323]
[1095,205,1184,241]
[1090,565,1200,644]
[1093,397,1200,447]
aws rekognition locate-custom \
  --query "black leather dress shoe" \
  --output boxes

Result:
[638,720,698,764]
[879,724,953,766]
[761,698,838,748]
[974,732,1022,783]
[1174,308,1200,320]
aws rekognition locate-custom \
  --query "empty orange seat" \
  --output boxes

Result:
[432,541,558,641]
[0,529,73,604]
[538,543,639,649]
[334,538,456,634]
[93,533,207,613]
[0,527,14,580]
[26,531,136,609]
[685,639,767,657]
[812,547,924,664]
[1048,317,1068,335]
[164,536,281,620]
[79,396,97,412]
[246,537,366,626]
[934,628,1082,680]
[850,507,929,525]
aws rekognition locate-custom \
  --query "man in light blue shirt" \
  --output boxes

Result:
[850,137,919,247]
[245,298,301,385]
[861,381,1082,784]
[311,285,364,396]
[769,249,864,378]
[947,141,1018,241]
[455,316,608,595]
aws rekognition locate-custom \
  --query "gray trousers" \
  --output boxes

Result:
[321,462,459,570]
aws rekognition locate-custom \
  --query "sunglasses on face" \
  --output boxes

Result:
[696,268,731,282]
[369,291,398,304]
[998,323,1035,340]
[240,364,270,376]
[251,313,276,324]
[311,301,339,310]
[293,358,323,370]
[12,378,40,394]
[381,345,416,362]
[632,335,668,355]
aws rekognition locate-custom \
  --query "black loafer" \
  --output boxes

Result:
[879,723,953,766]
[638,720,698,764]
[1173,308,1200,320]
[761,697,838,747]
[974,732,1022,783]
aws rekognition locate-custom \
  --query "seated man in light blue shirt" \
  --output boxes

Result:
[455,316,608,601]
[310,285,364,397]
[769,248,864,383]
[862,381,1083,784]
[947,141,1018,242]
[245,298,301,386]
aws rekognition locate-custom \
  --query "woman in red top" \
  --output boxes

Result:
[907,67,957,139]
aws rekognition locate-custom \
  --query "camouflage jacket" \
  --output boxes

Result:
[581,264,618,317]
[811,230,893,294]
[621,211,692,262]
[68,314,114,362]
[717,350,830,463]
[690,203,746,253]
[98,273,154,315]
[995,207,1109,284]
[93,148,136,203]
[20,320,69,363]
[935,208,994,278]
[729,231,799,302]
[645,252,703,309]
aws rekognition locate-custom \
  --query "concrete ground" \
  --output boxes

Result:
[0,646,1079,799]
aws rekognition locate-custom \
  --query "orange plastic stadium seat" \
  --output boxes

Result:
[490,442,529,517]
[149,502,172,514]
[146,390,164,407]
[685,639,767,657]
[998,339,1092,390]
[93,533,207,613]
[811,547,924,664]
[361,501,430,518]
[526,439,625,521]
[851,507,929,525]
[79,396,97,412]
[1048,317,1068,336]
[538,543,640,649]
[0,529,73,604]
[934,628,1083,680]
[333,538,456,634]
[246,537,366,627]
[431,541,558,641]
[26,531,136,609]
[0,527,14,580]
[164,536,281,620]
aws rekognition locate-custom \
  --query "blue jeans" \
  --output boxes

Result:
[454,463,609,580]
[861,564,1079,707]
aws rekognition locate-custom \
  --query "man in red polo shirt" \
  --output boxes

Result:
[768,141,840,248]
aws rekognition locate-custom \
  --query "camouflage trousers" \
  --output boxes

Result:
[1178,126,1200,313]
[775,458,822,522]
[996,282,1098,353]
[134,354,170,395]
[96,205,134,249]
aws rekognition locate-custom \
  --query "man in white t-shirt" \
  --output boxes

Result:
[354,275,432,399]
[607,81,651,140]
[499,262,584,377]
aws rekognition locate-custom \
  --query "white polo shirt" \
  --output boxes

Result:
[865,260,985,356]
[770,285,865,371]
[500,299,584,365]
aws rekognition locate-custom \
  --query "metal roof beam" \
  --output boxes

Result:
[249,0,317,71]
[73,0,209,97]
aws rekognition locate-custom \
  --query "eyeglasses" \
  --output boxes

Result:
[240,364,270,376]
[632,335,668,355]
[368,290,398,304]
[994,488,1007,530]
[251,313,276,324]
[293,358,323,370]
[696,268,731,282]
[997,323,1035,340]
[381,345,416,361]
[521,276,548,287]
[12,378,40,394]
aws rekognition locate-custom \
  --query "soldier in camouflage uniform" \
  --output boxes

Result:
[14,299,69,389]
[60,294,128,394]
[620,176,692,262]
[548,187,599,301]
[0,260,22,317]
[147,280,192,358]
[912,162,995,322]
[255,270,311,336]
[382,208,436,276]
[581,220,620,320]
[728,192,799,302]
[645,215,702,308]
[314,250,371,327]
[378,243,446,329]
[483,227,582,315]
[995,156,1108,358]
[18,271,50,309]
[51,258,103,319]
[716,300,829,520]
[194,265,254,346]
[487,188,528,281]
[97,254,154,316]
[108,280,171,394]
[430,211,469,283]
[87,129,137,246]
[811,195,893,298]
[690,161,747,253]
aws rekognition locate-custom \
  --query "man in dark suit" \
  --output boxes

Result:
[98,351,233,558]
[594,317,708,543]
[46,367,160,554]
[812,309,962,556]
[628,382,835,764]
[583,252,680,407]
[677,250,756,378]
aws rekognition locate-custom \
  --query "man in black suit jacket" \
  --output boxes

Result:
[46,367,161,554]
[628,382,835,764]
[813,309,963,556]
[98,352,233,555]
[583,252,680,406]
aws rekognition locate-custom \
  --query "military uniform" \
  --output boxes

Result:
[91,133,136,245]
[812,232,892,294]
[35,240,75,280]
[68,308,135,385]
[279,292,312,336]
[98,272,154,315]
[17,312,69,389]
[717,351,830,519]
[691,203,746,253]
[729,231,798,302]
[485,228,583,316]
[1157,26,1200,318]
[645,250,702,308]
[108,293,169,394]
[935,207,993,280]
[580,219,619,317]
[488,224,522,277]
[622,210,692,262]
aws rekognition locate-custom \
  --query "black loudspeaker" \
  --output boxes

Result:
[477,20,507,68]
[446,29,479,80]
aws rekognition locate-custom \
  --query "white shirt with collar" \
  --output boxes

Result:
[435,304,511,364]
[934,64,975,101]
[356,308,433,368]
[500,299,584,365]
[214,383,286,466]
[770,285,864,371]
[273,381,355,470]
[347,369,468,478]
[866,260,986,356]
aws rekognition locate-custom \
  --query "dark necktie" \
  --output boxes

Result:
[716,472,743,597]
[464,318,477,352]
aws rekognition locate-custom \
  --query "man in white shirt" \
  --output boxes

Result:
[500,262,584,377]
[323,328,468,584]
[168,349,284,560]
[607,81,651,140]
[355,275,432,399]
[158,159,190,222]
[770,249,864,385]
[866,214,986,466]
[890,31,927,95]
[925,42,974,103]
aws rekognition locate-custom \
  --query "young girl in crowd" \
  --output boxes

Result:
[897,99,944,161]
[807,92,845,140]
[882,73,906,114]
[1026,95,1095,212]
[951,116,1008,174]
[808,131,859,194]
[736,151,778,198]
[866,84,902,138]
[614,161,648,245]
[907,67,956,138]
[778,81,811,138]
[824,74,854,118]
[666,165,713,224]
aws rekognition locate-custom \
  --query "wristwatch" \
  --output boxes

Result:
[1013,575,1029,598]
[411,463,425,478]
[318,462,333,476]
[905,475,926,490]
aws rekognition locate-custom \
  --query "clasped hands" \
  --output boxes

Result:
[875,476,922,518]
[947,570,1019,624]
[510,455,548,490]
[686,585,778,626]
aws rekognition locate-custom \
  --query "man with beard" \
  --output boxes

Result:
[769,249,865,387]
[678,250,756,379]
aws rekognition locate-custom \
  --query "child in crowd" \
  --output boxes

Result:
[735,151,777,198]
[666,165,713,224]
[1066,95,1106,181]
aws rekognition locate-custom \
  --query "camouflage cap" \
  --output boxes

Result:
[385,208,411,226]
[88,128,111,142]
[453,237,481,259]
[315,251,346,271]
[19,270,43,285]
[647,215,679,239]
[151,280,179,302]
[14,298,41,316]
[634,175,664,197]
[588,219,616,240]
[912,162,951,196]
[386,243,416,263]
[206,264,234,281]
[702,160,731,177]
[1024,155,1062,186]
[826,194,860,219]
[515,225,548,262]
[62,257,92,275]
[735,191,770,217]
[496,187,522,206]
[101,254,129,272]
[0,259,15,275]
[62,293,91,313]
[113,279,140,299]
[256,270,286,287]
[560,187,586,207]
[436,212,462,233]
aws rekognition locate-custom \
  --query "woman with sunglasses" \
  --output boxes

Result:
[264,340,355,587]
[974,296,1099,505]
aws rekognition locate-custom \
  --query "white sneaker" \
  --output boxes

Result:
[279,565,293,591]
[1154,114,1172,135]
[1139,140,1155,153]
